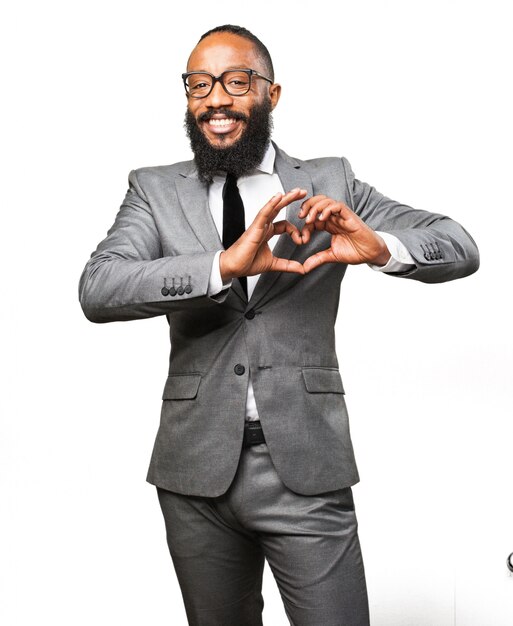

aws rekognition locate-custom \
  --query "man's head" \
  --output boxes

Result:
[183,25,281,182]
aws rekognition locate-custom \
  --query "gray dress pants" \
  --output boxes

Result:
[156,442,369,626]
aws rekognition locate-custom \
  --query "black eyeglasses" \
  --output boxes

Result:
[182,68,273,98]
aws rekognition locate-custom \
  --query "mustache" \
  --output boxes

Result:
[197,109,248,123]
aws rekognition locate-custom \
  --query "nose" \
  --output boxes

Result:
[204,79,234,109]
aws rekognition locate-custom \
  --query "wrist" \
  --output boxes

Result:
[370,236,391,266]
[219,251,237,282]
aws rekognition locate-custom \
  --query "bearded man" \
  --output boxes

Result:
[79,24,479,626]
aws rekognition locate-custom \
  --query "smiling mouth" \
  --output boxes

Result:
[197,110,247,137]
[204,117,243,135]
[208,118,238,127]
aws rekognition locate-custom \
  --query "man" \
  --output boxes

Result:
[79,24,479,626]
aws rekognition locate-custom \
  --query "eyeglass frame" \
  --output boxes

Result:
[181,68,274,99]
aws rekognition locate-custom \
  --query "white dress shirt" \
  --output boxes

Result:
[206,143,415,420]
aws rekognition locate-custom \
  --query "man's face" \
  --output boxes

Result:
[185,32,281,149]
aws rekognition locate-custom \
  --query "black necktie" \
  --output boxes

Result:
[222,173,247,297]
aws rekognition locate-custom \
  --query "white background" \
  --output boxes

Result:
[1,1,512,624]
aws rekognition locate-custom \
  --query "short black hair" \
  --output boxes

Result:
[198,24,275,81]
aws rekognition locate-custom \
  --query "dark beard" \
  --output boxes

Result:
[184,99,273,183]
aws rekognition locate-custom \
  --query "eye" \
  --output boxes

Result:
[227,78,249,87]
[186,74,213,93]
[224,72,251,92]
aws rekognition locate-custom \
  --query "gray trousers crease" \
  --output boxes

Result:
[156,442,370,626]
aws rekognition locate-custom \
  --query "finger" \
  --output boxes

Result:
[297,195,327,218]
[300,219,326,243]
[321,202,356,224]
[299,198,336,224]
[244,193,286,243]
[275,187,308,210]
[299,197,353,224]
[300,195,351,214]
[311,218,327,232]
[269,219,303,245]
[254,188,307,229]
[317,203,346,222]
[304,199,344,224]
[269,257,305,274]
[299,222,314,244]
[302,248,337,273]
[271,189,308,223]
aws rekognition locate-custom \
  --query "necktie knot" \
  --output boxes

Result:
[222,173,239,202]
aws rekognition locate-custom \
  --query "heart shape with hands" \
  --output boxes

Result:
[219,188,391,282]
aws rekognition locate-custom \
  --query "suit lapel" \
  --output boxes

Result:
[175,164,222,251]
[248,145,313,308]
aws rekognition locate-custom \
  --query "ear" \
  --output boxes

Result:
[269,83,281,110]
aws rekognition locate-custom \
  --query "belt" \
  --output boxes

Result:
[242,420,266,448]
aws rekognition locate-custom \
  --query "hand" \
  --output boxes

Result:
[298,195,391,273]
[220,188,308,281]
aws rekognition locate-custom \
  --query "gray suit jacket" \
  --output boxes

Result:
[79,144,479,497]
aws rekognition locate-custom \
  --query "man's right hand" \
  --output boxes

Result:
[219,188,307,282]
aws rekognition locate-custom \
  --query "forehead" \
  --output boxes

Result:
[187,32,263,75]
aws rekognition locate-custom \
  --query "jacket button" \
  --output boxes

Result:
[245,308,256,320]
[234,364,245,375]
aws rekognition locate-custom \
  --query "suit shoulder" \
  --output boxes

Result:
[302,155,348,171]
[277,147,351,176]
[129,159,195,185]
[284,152,354,182]
[301,156,357,191]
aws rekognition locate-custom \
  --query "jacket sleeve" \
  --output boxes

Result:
[341,157,480,283]
[78,170,228,323]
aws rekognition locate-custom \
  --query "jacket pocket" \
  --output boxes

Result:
[301,367,345,394]
[162,374,202,400]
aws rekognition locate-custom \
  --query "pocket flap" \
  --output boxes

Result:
[162,374,202,400]
[302,368,345,394]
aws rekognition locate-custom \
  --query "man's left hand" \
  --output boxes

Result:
[298,195,391,273]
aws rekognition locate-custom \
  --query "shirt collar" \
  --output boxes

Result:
[255,142,275,175]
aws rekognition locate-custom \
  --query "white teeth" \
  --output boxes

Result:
[208,118,236,126]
